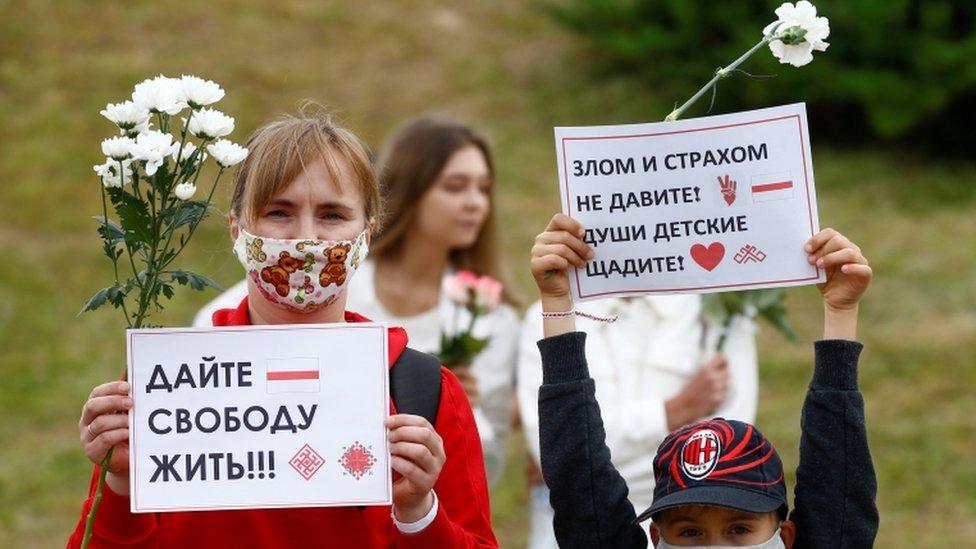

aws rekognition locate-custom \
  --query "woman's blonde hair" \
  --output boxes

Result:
[370,114,519,306]
[230,106,380,227]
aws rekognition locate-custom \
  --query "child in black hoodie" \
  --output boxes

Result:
[528,214,878,548]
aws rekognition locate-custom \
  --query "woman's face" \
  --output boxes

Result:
[414,144,491,251]
[243,157,369,242]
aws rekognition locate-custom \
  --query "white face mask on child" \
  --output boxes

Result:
[233,226,369,313]
[656,528,784,549]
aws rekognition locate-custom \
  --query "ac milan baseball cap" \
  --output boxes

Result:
[635,418,788,523]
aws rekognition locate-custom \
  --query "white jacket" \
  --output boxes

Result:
[516,294,757,513]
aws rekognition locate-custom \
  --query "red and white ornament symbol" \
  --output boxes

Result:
[339,441,376,480]
[289,443,325,481]
[681,429,722,480]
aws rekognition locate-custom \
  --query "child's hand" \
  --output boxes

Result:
[530,214,593,300]
[806,228,872,312]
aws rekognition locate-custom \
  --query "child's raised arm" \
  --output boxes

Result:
[792,228,879,546]
[805,228,872,340]
[530,213,593,338]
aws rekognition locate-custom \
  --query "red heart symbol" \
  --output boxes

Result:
[690,243,725,271]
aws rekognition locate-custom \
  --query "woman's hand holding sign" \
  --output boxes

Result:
[386,414,446,523]
[79,380,132,495]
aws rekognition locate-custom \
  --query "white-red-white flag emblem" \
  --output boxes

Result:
[751,171,794,203]
[266,357,320,394]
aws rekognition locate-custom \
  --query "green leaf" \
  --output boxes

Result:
[745,288,785,310]
[80,285,117,314]
[108,187,153,248]
[169,270,222,292]
[706,289,795,344]
[436,332,490,367]
[700,294,730,325]
[464,335,489,357]
[758,303,798,342]
[92,215,125,245]
[159,201,209,230]
[106,285,128,308]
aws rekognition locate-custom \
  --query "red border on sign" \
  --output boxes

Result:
[128,323,391,512]
[560,113,820,298]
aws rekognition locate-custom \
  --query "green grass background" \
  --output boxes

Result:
[1,2,974,547]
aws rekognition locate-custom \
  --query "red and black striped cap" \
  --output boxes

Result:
[635,418,787,523]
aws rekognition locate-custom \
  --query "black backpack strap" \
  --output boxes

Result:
[389,347,442,427]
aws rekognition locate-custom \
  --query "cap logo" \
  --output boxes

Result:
[681,428,722,480]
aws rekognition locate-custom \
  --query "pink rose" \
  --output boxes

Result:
[474,276,503,311]
[442,271,476,306]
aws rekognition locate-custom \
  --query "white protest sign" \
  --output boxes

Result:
[127,323,391,512]
[555,103,826,301]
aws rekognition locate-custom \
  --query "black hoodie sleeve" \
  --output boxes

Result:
[790,340,879,548]
[536,332,648,549]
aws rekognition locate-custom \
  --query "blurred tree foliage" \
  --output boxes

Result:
[546,0,976,152]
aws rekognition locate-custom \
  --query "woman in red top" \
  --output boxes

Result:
[68,109,498,548]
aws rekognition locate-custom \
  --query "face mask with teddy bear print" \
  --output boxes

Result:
[233,226,369,313]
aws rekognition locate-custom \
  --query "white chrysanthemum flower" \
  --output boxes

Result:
[206,139,248,167]
[186,108,235,140]
[180,75,225,109]
[132,75,187,116]
[130,118,152,136]
[100,100,150,132]
[174,182,197,200]
[763,1,830,67]
[129,130,179,176]
[101,136,135,161]
[171,141,206,166]
[93,158,134,188]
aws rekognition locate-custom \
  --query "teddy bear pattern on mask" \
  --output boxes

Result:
[319,243,351,287]
[246,237,267,262]
[261,251,305,297]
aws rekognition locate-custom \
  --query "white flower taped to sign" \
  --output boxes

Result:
[664,1,830,123]
[764,1,830,68]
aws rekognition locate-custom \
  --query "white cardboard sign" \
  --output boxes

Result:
[555,103,826,301]
[126,323,391,512]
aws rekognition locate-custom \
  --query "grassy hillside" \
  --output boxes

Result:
[1,2,973,547]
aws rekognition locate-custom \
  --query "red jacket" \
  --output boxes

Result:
[67,298,498,548]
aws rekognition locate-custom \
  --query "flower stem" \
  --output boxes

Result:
[100,184,132,327]
[80,448,114,549]
[665,23,783,122]
[172,111,195,187]
[159,167,222,270]
[716,315,734,353]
